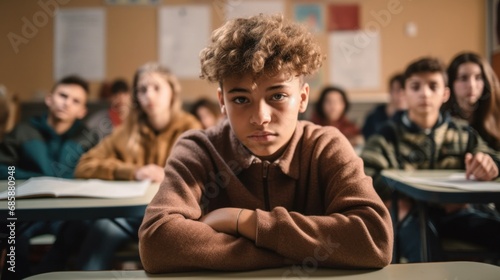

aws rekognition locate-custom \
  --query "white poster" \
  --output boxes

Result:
[158,5,211,78]
[329,31,381,90]
[54,8,105,81]
[225,0,284,20]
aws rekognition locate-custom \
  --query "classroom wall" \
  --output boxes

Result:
[0,0,486,104]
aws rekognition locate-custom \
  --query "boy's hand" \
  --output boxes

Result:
[465,152,499,181]
[135,164,165,182]
[200,207,256,240]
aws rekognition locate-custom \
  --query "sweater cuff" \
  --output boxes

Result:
[254,208,281,251]
[114,165,137,180]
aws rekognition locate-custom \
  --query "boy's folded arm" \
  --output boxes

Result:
[254,175,393,268]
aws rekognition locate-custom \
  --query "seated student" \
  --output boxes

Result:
[361,57,500,262]
[443,52,500,151]
[362,73,407,139]
[310,86,363,147]
[69,62,201,270]
[0,85,10,141]
[0,76,98,279]
[85,78,131,140]
[139,14,392,273]
[190,97,223,129]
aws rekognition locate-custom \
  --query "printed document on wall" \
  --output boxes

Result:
[54,8,105,81]
[159,5,211,78]
[329,31,380,90]
[225,0,284,20]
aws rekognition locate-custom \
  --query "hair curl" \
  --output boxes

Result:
[200,14,323,83]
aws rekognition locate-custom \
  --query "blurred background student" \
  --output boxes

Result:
[0,85,10,141]
[68,62,201,271]
[190,97,223,129]
[362,73,407,140]
[443,52,500,150]
[311,85,363,147]
[0,76,97,279]
[85,78,131,140]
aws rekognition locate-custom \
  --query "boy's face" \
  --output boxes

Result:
[45,83,87,122]
[218,73,309,158]
[404,72,449,118]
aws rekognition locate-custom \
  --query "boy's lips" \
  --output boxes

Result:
[248,131,277,141]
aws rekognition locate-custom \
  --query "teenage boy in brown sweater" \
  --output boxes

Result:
[139,14,393,273]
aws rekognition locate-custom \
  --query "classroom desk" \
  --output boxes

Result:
[381,169,500,262]
[0,181,160,221]
[24,261,500,280]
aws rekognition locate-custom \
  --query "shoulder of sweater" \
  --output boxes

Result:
[172,111,203,130]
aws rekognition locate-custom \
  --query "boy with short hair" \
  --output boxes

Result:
[0,75,97,179]
[139,14,393,273]
[0,75,98,279]
[361,57,500,262]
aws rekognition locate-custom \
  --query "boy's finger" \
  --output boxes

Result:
[465,153,474,179]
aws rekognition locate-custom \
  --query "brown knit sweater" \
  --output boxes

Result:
[139,120,393,273]
[74,111,201,180]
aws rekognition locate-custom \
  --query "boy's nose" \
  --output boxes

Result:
[250,101,271,126]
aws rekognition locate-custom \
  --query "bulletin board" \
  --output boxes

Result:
[0,0,487,104]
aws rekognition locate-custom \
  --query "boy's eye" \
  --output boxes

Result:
[271,93,286,101]
[232,97,249,104]
[410,84,420,91]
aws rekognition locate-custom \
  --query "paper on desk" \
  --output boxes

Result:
[404,173,500,191]
[0,177,150,199]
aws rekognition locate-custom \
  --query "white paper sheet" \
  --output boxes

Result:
[225,0,284,20]
[404,173,500,191]
[158,5,211,78]
[329,31,381,90]
[0,177,150,199]
[54,8,106,81]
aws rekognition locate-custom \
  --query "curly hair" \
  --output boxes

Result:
[200,14,323,83]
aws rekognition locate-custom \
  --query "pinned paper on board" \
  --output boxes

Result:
[224,0,284,20]
[54,8,105,81]
[329,31,381,90]
[158,5,211,78]
[294,4,323,34]
[327,4,360,31]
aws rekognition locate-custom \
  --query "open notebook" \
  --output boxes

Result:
[0,177,151,199]
[404,172,500,191]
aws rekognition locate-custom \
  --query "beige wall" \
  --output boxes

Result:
[0,0,486,104]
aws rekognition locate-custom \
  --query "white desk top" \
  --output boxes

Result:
[0,181,160,221]
[381,169,500,203]
[24,262,500,280]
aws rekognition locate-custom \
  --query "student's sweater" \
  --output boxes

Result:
[74,111,201,180]
[139,120,393,273]
[361,111,500,200]
[0,115,98,179]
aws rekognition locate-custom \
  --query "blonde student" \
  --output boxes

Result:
[139,14,392,273]
[69,63,201,270]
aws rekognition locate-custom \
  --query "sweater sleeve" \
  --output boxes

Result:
[74,130,138,180]
[254,132,393,269]
[139,134,287,273]
[0,125,45,179]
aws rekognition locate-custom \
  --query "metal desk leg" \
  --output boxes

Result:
[391,191,400,263]
[416,201,429,262]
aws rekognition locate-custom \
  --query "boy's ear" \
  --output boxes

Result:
[44,94,53,108]
[217,88,226,115]
[299,83,310,113]
[442,86,451,103]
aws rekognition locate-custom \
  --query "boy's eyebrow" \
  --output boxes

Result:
[266,84,288,91]
[226,87,251,94]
